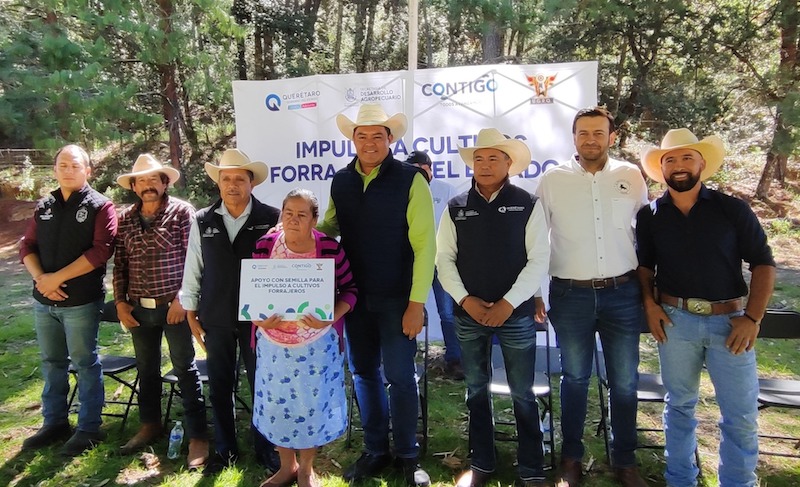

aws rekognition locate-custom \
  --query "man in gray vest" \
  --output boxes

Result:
[436,128,550,487]
[179,149,280,476]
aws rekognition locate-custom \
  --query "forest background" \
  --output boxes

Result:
[0,0,798,206]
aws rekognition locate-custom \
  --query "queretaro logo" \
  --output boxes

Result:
[525,73,557,104]
[265,93,282,111]
[345,88,356,103]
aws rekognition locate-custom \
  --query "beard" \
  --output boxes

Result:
[665,171,701,192]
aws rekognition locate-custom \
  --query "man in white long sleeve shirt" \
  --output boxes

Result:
[436,128,550,487]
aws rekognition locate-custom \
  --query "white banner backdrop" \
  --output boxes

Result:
[232,61,598,342]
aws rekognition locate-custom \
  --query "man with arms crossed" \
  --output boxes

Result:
[637,128,775,487]
[20,145,117,457]
[536,107,648,487]
[114,154,208,467]
[318,104,436,486]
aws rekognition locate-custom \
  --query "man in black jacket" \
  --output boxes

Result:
[179,149,281,476]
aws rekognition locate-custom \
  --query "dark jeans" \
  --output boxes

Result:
[204,322,273,458]
[129,304,206,439]
[345,296,420,459]
[548,278,643,467]
[456,312,545,479]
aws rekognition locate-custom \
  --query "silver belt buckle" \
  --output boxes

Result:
[686,298,712,315]
[591,279,605,289]
[139,297,157,309]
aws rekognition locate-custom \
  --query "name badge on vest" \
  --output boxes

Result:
[202,227,221,237]
[248,224,271,231]
[454,209,480,221]
[497,205,525,213]
[40,208,54,221]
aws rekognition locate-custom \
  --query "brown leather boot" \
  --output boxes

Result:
[120,423,163,454]
[613,466,648,487]
[555,458,582,487]
[187,438,209,469]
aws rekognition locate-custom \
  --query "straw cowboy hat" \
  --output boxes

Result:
[204,149,268,186]
[458,128,532,177]
[641,128,725,184]
[336,104,408,140]
[116,154,180,189]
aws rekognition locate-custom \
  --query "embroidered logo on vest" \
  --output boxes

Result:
[498,205,525,213]
[76,207,88,223]
[202,227,221,237]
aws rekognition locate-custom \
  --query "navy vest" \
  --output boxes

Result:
[449,183,537,318]
[330,154,419,298]
[196,197,280,328]
[33,185,110,306]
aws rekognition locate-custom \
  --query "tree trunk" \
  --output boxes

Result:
[333,0,343,72]
[254,22,265,79]
[756,107,790,199]
[232,0,248,79]
[156,0,182,172]
[482,20,502,62]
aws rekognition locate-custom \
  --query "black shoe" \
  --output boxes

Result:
[59,429,105,457]
[515,476,548,487]
[399,457,431,487]
[203,451,239,477]
[256,446,282,474]
[22,423,72,451]
[455,469,492,487]
[444,361,465,381]
[343,452,393,482]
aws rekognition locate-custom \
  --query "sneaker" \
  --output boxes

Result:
[21,423,72,451]
[399,457,431,487]
[59,429,105,457]
[343,452,393,482]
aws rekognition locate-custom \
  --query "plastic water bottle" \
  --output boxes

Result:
[167,420,184,459]
[541,412,552,454]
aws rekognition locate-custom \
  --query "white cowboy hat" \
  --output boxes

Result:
[204,149,268,186]
[641,128,725,184]
[116,154,181,189]
[458,128,532,177]
[336,104,408,140]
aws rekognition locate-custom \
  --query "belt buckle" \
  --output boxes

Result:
[140,297,157,309]
[686,298,712,315]
[591,279,606,290]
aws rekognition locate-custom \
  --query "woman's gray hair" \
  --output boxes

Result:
[282,188,319,218]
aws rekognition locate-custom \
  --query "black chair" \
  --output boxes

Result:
[345,321,430,455]
[595,337,701,470]
[162,356,251,429]
[67,302,139,431]
[487,320,556,470]
[756,308,800,458]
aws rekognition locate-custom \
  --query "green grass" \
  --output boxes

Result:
[1,268,799,485]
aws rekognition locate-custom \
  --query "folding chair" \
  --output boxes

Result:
[487,320,556,470]
[756,308,800,458]
[345,320,430,455]
[68,302,139,431]
[595,337,701,470]
[162,356,251,429]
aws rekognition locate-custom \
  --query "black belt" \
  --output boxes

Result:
[552,271,636,290]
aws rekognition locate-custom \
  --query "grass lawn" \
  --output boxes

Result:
[1,255,799,486]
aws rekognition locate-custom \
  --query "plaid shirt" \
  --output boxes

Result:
[113,195,195,303]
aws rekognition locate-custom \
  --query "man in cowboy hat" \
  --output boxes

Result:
[113,154,208,466]
[636,128,775,487]
[405,151,463,381]
[19,145,117,456]
[317,103,435,486]
[436,128,550,487]
[535,107,648,487]
[179,148,281,476]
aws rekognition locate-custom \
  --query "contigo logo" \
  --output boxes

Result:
[421,76,498,99]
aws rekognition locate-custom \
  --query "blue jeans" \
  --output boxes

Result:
[345,296,420,458]
[129,304,206,439]
[432,273,461,363]
[34,299,104,433]
[659,305,758,487]
[456,312,545,479]
[548,278,642,467]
